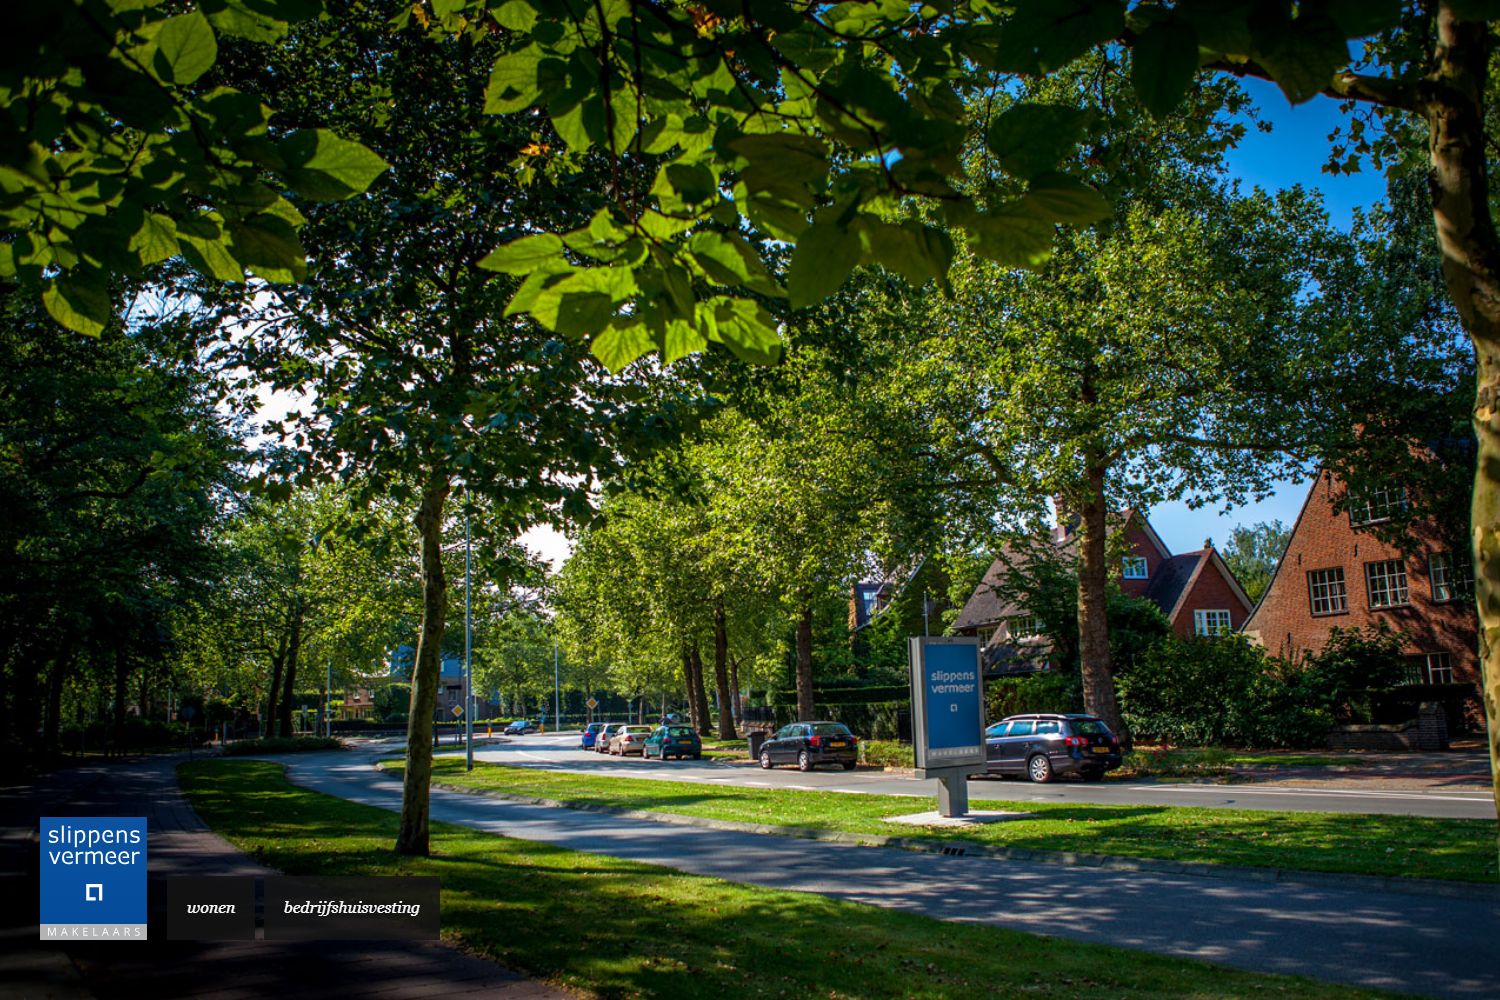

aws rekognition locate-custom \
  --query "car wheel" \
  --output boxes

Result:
[841,761,856,771]
[798,750,812,772]
[693,752,702,760]
[759,750,773,769]
[1027,754,1054,783]
[1082,769,1104,782]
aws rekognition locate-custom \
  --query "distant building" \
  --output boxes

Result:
[1242,469,1479,722]
[953,508,1254,673]
[388,646,497,720]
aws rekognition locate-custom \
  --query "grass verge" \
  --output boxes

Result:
[222,735,344,755]
[398,759,1496,883]
[181,759,1390,999]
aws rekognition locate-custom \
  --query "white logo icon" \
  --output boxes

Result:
[85,883,103,902]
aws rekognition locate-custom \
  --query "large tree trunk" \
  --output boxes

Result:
[277,609,303,739]
[712,596,737,739]
[689,645,711,735]
[1425,4,1500,836]
[397,476,451,856]
[729,653,742,722]
[266,633,287,739]
[1075,457,1127,744]
[681,646,703,731]
[795,601,815,721]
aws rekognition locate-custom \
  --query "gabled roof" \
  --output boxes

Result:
[1144,553,1202,615]
[952,549,1027,631]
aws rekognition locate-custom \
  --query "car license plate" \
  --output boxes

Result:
[830,741,846,747]
[1091,746,1110,754]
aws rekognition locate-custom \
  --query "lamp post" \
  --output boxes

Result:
[553,640,561,734]
[324,658,332,738]
[465,505,474,771]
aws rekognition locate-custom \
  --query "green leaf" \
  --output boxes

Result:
[42,274,112,336]
[493,1,538,32]
[1132,18,1199,118]
[863,221,952,286]
[787,222,861,310]
[1253,13,1349,104]
[179,230,245,282]
[537,291,614,337]
[129,212,179,265]
[688,231,782,297]
[986,103,1092,180]
[1023,173,1111,224]
[591,323,656,371]
[479,233,565,274]
[485,48,543,114]
[201,0,318,43]
[153,12,218,84]
[665,163,717,204]
[279,129,389,200]
[705,297,781,364]
[1323,0,1404,36]
[228,215,306,283]
[951,203,1056,269]
[989,0,1126,75]
[660,319,708,365]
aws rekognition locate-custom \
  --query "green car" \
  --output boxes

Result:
[643,724,702,760]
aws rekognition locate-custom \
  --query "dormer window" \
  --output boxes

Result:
[1122,556,1148,579]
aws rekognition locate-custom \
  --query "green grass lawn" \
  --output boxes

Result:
[398,758,1497,883]
[180,759,1393,1000]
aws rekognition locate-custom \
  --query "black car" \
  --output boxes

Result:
[758,721,858,771]
[983,713,1120,782]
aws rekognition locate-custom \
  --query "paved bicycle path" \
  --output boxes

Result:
[284,749,1498,999]
[0,755,570,1000]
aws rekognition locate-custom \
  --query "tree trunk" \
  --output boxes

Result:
[795,601,815,721]
[712,596,737,739]
[266,633,287,739]
[689,645,711,735]
[113,645,128,752]
[681,646,702,731]
[1074,458,1128,744]
[729,653,742,722]
[43,654,67,756]
[397,475,451,856]
[277,609,302,739]
[1424,4,1500,836]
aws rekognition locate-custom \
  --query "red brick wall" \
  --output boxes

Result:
[1119,518,1164,598]
[1243,471,1478,685]
[1170,557,1249,638]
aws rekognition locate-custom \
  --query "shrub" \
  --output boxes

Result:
[1118,635,1266,745]
[986,669,1081,721]
[222,736,344,755]
[859,739,914,768]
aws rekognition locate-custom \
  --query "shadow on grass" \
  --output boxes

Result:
[179,760,1386,1000]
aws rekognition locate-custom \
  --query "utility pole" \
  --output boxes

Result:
[553,640,561,734]
[324,658,332,737]
[464,506,474,771]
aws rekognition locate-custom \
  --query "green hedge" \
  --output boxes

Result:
[222,736,344,756]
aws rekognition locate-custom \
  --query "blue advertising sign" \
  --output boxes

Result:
[39,817,148,940]
[908,637,985,771]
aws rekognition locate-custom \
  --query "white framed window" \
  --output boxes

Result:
[1430,552,1474,603]
[1008,615,1043,639]
[1122,556,1148,579]
[976,626,997,645]
[1307,568,1348,616]
[1349,484,1409,526]
[1193,609,1233,636]
[1365,560,1409,609]
[1423,652,1454,685]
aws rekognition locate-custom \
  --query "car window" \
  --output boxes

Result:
[985,723,1009,738]
[1035,721,1060,735]
[1068,718,1110,735]
[1008,721,1035,737]
[812,723,851,736]
[626,726,652,734]
[667,726,696,737]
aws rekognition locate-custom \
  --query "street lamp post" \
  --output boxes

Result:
[465,506,474,772]
[324,658,332,738]
[553,640,560,734]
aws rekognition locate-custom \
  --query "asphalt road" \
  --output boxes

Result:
[435,732,1498,820]
[284,747,1500,998]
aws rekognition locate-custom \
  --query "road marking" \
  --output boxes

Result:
[1143,784,1491,804]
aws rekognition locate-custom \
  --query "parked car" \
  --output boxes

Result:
[758,721,858,771]
[983,713,1121,783]
[608,724,655,756]
[595,722,624,752]
[503,719,538,735]
[643,724,702,760]
[580,722,606,749]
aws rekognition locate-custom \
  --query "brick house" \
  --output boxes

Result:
[1241,469,1479,715]
[953,509,1254,672]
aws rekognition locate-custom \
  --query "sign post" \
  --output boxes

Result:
[908,637,986,818]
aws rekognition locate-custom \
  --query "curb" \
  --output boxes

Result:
[374,765,1498,902]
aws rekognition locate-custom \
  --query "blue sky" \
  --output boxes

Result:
[1146,77,1389,557]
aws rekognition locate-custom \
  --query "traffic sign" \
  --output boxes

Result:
[585,697,598,709]
[450,704,464,718]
